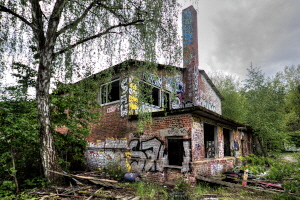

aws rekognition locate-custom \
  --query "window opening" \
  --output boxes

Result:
[140,82,161,107]
[223,128,231,156]
[100,80,120,104]
[168,138,184,166]
[204,123,216,158]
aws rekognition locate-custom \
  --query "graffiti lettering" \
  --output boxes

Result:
[107,105,118,113]
[129,137,165,172]
[200,96,216,112]
[120,78,129,117]
[143,72,162,88]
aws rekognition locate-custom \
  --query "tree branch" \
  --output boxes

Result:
[56,1,97,37]
[0,5,32,28]
[54,19,144,57]
[96,2,127,23]
[46,0,65,43]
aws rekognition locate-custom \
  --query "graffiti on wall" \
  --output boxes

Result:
[200,96,216,112]
[129,82,138,112]
[129,137,166,172]
[182,8,193,48]
[143,72,162,88]
[193,65,200,106]
[85,149,125,170]
[85,136,192,173]
[160,127,188,137]
[218,127,224,158]
[107,105,118,113]
[192,120,204,160]
[85,138,128,170]
[129,137,191,173]
[165,76,185,109]
[199,73,220,113]
[182,140,191,173]
[210,162,223,175]
[120,78,129,117]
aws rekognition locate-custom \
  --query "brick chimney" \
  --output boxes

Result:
[182,6,200,107]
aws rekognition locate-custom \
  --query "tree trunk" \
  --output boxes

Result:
[36,52,61,183]
[31,0,65,183]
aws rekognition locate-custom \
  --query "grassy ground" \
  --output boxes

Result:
[120,152,300,200]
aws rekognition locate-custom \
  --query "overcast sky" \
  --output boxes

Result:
[178,0,300,80]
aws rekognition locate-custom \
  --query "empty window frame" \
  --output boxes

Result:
[204,123,217,158]
[100,79,120,104]
[168,138,184,166]
[223,128,232,157]
[140,82,161,107]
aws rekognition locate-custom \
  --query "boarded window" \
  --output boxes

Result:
[204,123,216,158]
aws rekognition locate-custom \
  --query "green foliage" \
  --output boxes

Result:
[242,66,287,153]
[209,72,246,123]
[240,154,300,199]
[0,99,42,196]
[265,153,300,197]
[1,0,181,183]
[51,79,101,171]
[240,155,273,175]
[102,161,127,181]
[174,177,190,193]
[241,154,274,166]
[192,183,209,199]
[131,181,168,200]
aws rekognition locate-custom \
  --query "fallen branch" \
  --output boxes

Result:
[48,170,121,188]
[87,188,102,200]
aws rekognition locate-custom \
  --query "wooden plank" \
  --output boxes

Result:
[48,170,120,188]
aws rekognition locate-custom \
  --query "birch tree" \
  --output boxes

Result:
[0,0,181,182]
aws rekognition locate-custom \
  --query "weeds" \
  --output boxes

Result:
[241,152,300,199]
[130,181,168,199]
[102,161,127,181]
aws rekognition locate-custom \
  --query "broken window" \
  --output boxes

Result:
[204,123,217,158]
[140,82,161,107]
[100,79,120,104]
[223,128,231,157]
[168,138,184,166]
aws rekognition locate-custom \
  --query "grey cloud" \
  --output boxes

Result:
[205,0,300,79]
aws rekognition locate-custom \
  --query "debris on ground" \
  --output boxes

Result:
[31,170,140,199]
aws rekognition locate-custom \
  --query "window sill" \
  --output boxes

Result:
[164,165,182,169]
[100,100,120,106]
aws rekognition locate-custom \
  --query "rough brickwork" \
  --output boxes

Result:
[85,107,253,183]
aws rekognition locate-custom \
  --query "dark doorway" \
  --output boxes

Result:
[204,123,216,158]
[168,138,184,166]
[223,128,231,156]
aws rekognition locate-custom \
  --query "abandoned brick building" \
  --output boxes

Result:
[84,6,254,183]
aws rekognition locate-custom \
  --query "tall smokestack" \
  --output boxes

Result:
[182,6,200,106]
